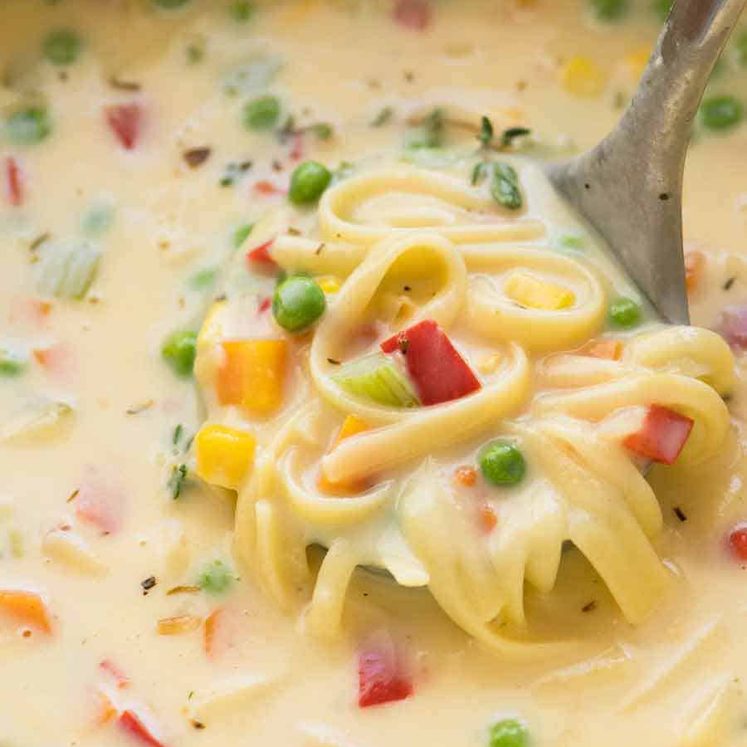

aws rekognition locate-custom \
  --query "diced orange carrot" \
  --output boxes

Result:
[93,687,118,727]
[454,465,477,488]
[203,608,222,658]
[156,615,202,636]
[318,416,370,495]
[0,589,52,633]
[216,339,287,417]
[578,339,623,361]
[478,504,498,533]
[685,251,705,294]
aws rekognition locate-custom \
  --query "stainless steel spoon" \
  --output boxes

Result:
[548,0,746,325]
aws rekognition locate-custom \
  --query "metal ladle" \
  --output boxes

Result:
[548,0,746,325]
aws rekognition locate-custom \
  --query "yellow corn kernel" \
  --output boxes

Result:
[195,424,256,491]
[156,615,202,636]
[317,275,341,294]
[216,339,287,417]
[624,47,651,82]
[561,56,606,98]
[504,271,576,310]
[318,415,369,494]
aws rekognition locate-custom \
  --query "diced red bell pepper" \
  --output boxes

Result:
[727,523,747,562]
[289,132,304,162]
[358,634,413,708]
[99,658,130,689]
[5,156,23,206]
[118,710,167,747]
[622,405,694,465]
[253,180,285,196]
[718,305,747,349]
[381,320,481,406]
[105,103,142,150]
[245,239,276,268]
[393,0,432,30]
[258,297,271,314]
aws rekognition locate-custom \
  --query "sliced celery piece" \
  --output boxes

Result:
[37,240,101,299]
[333,354,419,408]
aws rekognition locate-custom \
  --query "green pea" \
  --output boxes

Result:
[288,161,332,205]
[652,0,672,21]
[198,560,234,594]
[242,95,280,131]
[152,0,190,8]
[161,329,197,376]
[488,719,530,747]
[0,348,26,377]
[608,296,641,328]
[6,107,52,145]
[699,95,743,131]
[272,275,326,332]
[590,0,628,21]
[43,29,82,65]
[479,441,526,487]
[230,0,255,21]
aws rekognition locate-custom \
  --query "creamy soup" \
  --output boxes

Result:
[2,1,747,746]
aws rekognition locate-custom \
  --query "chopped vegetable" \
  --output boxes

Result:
[0,347,26,376]
[718,305,747,348]
[99,658,130,689]
[198,559,234,594]
[699,95,743,131]
[1,399,73,443]
[82,201,116,236]
[381,320,481,406]
[5,156,23,206]
[216,339,287,416]
[608,296,641,328]
[333,353,419,408]
[156,615,202,635]
[230,0,255,21]
[392,0,432,31]
[152,0,190,7]
[504,271,575,310]
[727,524,747,562]
[561,56,606,97]
[371,106,394,127]
[490,163,523,210]
[590,0,628,21]
[272,275,326,332]
[37,240,101,300]
[246,238,276,267]
[454,465,477,487]
[188,267,216,290]
[288,161,332,205]
[161,330,197,377]
[358,633,413,708]
[623,405,694,465]
[167,463,188,500]
[6,107,52,145]
[203,607,223,657]
[479,504,498,533]
[233,222,254,248]
[316,275,341,294]
[105,103,142,150]
[118,710,167,747]
[0,589,52,634]
[243,95,281,130]
[488,718,530,747]
[684,250,705,293]
[578,338,623,360]
[735,30,747,66]
[74,476,123,534]
[405,108,444,149]
[42,528,106,575]
[195,423,256,490]
[43,29,82,65]
[479,440,526,486]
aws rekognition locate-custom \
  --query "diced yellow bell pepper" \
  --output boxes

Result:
[504,271,576,310]
[216,339,287,417]
[317,275,342,294]
[318,415,369,495]
[561,56,606,98]
[195,424,256,491]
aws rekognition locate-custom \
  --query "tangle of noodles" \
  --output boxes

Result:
[194,158,736,656]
